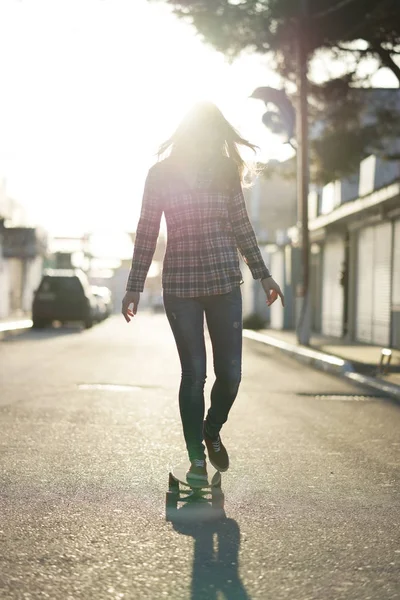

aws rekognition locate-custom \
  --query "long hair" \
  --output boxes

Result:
[158,102,257,183]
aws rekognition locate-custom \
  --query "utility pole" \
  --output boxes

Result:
[295,0,311,345]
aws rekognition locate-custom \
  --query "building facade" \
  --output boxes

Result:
[308,154,400,348]
[241,150,400,350]
[241,162,298,324]
[0,180,47,319]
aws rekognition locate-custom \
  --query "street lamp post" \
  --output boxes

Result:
[295,0,311,345]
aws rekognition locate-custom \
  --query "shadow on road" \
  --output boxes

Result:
[2,325,87,343]
[170,504,250,600]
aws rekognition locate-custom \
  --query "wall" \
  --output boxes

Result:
[0,250,10,319]
[22,256,44,313]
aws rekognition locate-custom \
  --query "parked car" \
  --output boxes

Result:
[91,287,107,322]
[32,269,97,329]
[91,286,113,320]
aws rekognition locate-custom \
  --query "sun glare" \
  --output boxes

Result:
[0,0,289,242]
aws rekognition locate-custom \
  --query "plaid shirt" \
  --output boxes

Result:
[126,158,271,297]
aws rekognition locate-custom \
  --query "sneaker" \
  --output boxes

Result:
[186,459,208,486]
[203,421,229,472]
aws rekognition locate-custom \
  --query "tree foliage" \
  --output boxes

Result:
[158,0,400,82]
[152,0,400,183]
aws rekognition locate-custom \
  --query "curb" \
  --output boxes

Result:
[243,329,400,402]
[0,319,33,334]
[344,371,400,401]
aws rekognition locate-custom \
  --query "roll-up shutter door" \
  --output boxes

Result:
[322,236,344,337]
[392,220,400,348]
[356,222,392,345]
[372,222,391,345]
[356,227,374,342]
[392,220,400,309]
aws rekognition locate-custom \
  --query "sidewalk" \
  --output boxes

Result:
[243,328,400,402]
[0,313,32,335]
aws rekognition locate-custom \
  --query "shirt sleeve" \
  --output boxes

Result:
[228,170,271,281]
[126,168,163,292]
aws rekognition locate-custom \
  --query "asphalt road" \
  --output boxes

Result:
[0,313,399,600]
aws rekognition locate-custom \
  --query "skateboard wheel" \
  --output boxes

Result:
[211,472,221,488]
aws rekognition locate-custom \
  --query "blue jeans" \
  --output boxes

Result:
[164,286,242,461]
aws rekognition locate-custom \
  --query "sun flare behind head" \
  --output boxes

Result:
[0,0,289,239]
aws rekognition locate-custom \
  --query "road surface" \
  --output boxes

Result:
[1,313,399,599]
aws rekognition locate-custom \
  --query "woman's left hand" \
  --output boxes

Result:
[261,277,285,307]
[122,291,140,322]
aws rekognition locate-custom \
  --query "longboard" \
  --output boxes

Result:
[166,462,224,519]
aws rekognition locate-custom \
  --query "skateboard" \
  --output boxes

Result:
[166,463,224,520]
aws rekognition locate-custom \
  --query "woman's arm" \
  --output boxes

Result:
[228,171,271,280]
[126,166,163,293]
[228,167,284,307]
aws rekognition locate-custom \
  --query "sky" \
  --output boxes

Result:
[0,0,398,248]
[0,0,284,240]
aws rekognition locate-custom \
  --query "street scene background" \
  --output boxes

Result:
[1,314,399,599]
[1,1,400,599]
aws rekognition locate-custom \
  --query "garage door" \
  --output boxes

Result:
[392,219,400,348]
[356,222,392,345]
[322,236,345,337]
[392,220,400,310]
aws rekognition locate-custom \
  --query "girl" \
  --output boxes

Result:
[122,102,284,484]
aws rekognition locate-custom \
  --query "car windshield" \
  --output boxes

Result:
[39,277,83,294]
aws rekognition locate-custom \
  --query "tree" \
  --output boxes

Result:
[156,1,400,83]
[152,0,400,183]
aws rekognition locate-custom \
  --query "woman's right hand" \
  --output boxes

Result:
[122,291,140,323]
[261,277,285,307]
